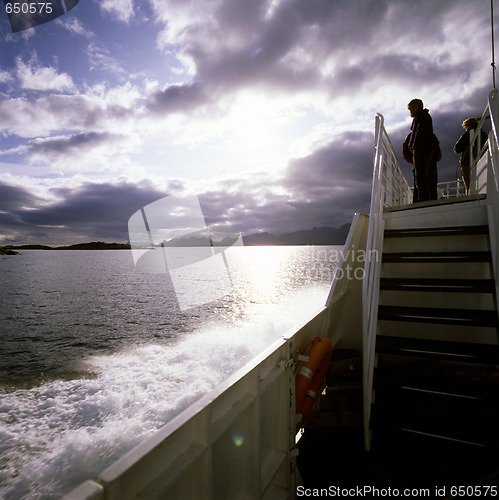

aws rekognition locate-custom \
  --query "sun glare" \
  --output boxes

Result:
[235,246,297,305]
[226,92,293,170]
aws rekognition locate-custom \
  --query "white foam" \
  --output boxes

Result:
[0,284,328,498]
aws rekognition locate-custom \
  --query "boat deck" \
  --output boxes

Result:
[384,194,486,213]
[297,425,499,492]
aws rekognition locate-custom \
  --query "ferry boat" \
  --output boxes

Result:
[66,91,499,499]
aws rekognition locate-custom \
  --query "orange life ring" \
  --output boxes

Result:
[295,337,332,429]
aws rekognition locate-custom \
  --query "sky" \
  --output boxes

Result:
[0,0,496,246]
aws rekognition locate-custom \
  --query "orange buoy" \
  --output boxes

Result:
[295,337,332,429]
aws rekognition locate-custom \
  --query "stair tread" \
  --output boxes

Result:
[384,225,489,238]
[372,392,499,427]
[371,428,499,459]
[375,335,499,362]
[374,368,499,404]
[371,409,499,447]
[378,305,498,327]
[382,251,492,263]
[380,277,496,293]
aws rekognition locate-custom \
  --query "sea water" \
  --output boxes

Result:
[0,246,341,498]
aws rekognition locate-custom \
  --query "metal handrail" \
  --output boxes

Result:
[362,113,409,451]
[466,91,499,298]
[468,90,499,195]
[486,90,499,192]
[437,179,466,198]
[485,90,499,299]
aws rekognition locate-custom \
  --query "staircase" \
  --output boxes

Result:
[370,201,499,451]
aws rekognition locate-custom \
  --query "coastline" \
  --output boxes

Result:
[1,225,351,251]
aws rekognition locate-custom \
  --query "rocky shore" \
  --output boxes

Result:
[0,248,20,255]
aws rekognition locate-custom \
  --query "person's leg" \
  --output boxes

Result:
[413,150,431,202]
[412,168,419,203]
[462,168,470,195]
[429,163,438,200]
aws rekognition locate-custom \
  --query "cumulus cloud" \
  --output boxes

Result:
[99,0,135,24]
[148,82,208,114]
[25,131,139,171]
[56,17,93,38]
[148,0,491,110]
[0,83,141,138]
[16,58,76,92]
[0,70,14,85]
[87,42,128,79]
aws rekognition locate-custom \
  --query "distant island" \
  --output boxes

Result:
[2,241,131,251]
[1,226,350,252]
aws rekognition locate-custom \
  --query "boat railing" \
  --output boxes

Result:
[484,90,499,292]
[437,179,467,198]
[467,90,499,285]
[469,93,495,196]
[362,113,404,450]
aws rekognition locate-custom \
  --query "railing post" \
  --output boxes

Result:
[469,129,476,195]
[487,90,499,313]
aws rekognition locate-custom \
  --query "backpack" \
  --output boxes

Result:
[402,133,441,164]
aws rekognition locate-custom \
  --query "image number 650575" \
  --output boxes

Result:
[3,0,80,32]
[5,2,53,14]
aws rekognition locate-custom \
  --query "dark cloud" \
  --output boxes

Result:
[28,131,120,155]
[148,0,488,110]
[0,182,42,212]
[286,132,374,187]
[196,131,374,236]
[0,183,45,242]
[0,92,133,138]
[340,54,466,91]
[0,181,182,245]
[281,131,373,228]
[148,82,209,114]
[146,0,390,111]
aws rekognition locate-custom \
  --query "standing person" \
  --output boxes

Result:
[406,99,434,202]
[403,131,441,202]
[454,117,488,195]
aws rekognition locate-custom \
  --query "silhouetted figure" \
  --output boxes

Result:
[405,99,434,202]
[454,117,488,195]
[402,104,442,203]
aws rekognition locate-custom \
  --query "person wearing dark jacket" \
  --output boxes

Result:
[403,133,441,202]
[454,117,488,195]
[406,98,434,202]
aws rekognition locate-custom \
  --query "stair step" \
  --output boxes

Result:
[376,335,499,363]
[382,251,492,263]
[374,368,499,404]
[380,278,496,293]
[384,225,489,238]
[375,387,499,418]
[371,427,499,461]
[373,388,499,427]
[371,408,499,449]
[378,305,498,327]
